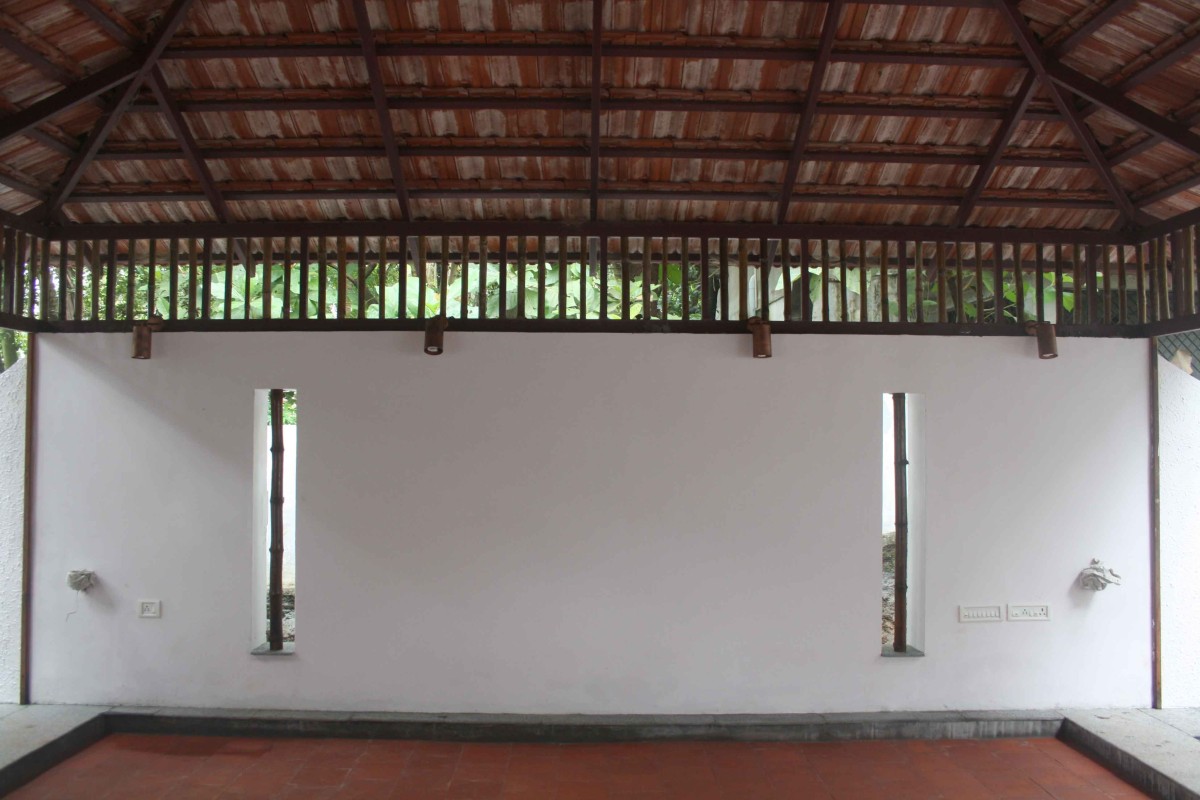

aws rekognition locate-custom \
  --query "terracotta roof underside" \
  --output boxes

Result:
[0,0,1197,231]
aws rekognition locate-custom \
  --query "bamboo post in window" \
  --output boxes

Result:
[892,392,909,654]
[268,389,285,652]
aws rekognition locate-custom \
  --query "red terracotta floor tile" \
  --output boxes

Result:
[6,734,1154,800]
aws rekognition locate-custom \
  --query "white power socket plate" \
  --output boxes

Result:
[1008,604,1050,621]
[959,605,1002,622]
[138,600,161,618]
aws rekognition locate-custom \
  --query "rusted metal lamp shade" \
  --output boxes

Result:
[1023,320,1058,359]
[131,314,165,360]
[747,316,772,358]
[424,315,448,355]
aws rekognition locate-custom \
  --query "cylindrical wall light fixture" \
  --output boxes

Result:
[424,315,448,355]
[747,316,772,359]
[131,315,165,360]
[1024,320,1058,359]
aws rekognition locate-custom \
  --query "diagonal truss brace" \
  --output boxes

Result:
[40,0,197,222]
[776,0,846,225]
[954,72,1038,227]
[993,0,1138,227]
[350,0,411,221]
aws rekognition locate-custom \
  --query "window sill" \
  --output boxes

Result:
[252,643,295,656]
[881,646,924,658]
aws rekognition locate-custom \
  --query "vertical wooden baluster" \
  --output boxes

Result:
[1054,244,1065,324]
[513,236,525,319]
[417,236,428,320]
[1070,244,1083,323]
[457,236,468,320]
[374,236,387,320]
[536,236,546,320]
[0,229,7,316]
[165,238,178,321]
[913,242,924,324]
[315,236,326,321]
[282,237,293,320]
[682,237,692,321]
[243,238,254,321]
[261,236,273,320]
[701,237,712,320]
[880,241,890,324]
[1035,245,1045,323]
[25,237,38,319]
[12,233,25,317]
[356,236,367,321]
[143,239,156,318]
[1116,245,1126,326]
[1014,243,1025,323]
[954,242,965,322]
[970,241,982,324]
[661,235,671,319]
[334,235,346,320]
[1144,241,1156,324]
[1090,244,1102,324]
[992,241,1004,324]
[557,236,567,319]
[1157,236,1170,320]
[72,241,84,321]
[1102,245,1112,323]
[782,239,793,322]
[221,239,233,320]
[182,237,195,321]
[837,240,848,321]
[858,239,868,322]
[578,237,587,319]
[439,235,449,318]
[478,235,488,319]
[1189,226,1198,316]
[1171,231,1184,320]
[619,236,630,320]
[498,235,508,319]
[400,236,412,319]
[819,239,830,322]
[107,238,119,321]
[57,238,70,321]
[200,237,213,320]
[642,237,652,320]
[598,235,609,320]
[41,237,53,321]
[719,237,730,321]
[298,237,310,320]
[936,242,948,323]
[759,237,771,320]
[896,240,908,324]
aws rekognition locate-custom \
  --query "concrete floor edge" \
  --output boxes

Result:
[0,707,1191,799]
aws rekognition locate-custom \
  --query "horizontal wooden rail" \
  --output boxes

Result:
[3,226,1195,340]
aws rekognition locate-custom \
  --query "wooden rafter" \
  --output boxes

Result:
[41,0,197,221]
[63,0,140,49]
[776,0,845,224]
[0,57,139,145]
[0,9,82,85]
[995,0,1138,226]
[955,73,1038,227]
[350,0,410,220]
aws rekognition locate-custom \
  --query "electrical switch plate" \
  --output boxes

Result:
[958,605,1002,622]
[138,600,161,619]
[1008,604,1050,621]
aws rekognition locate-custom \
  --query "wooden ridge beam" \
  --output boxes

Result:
[955,72,1037,227]
[996,0,1138,226]
[350,0,410,219]
[776,0,845,224]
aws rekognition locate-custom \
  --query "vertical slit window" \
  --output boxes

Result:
[254,389,296,654]
[883,392,924,657]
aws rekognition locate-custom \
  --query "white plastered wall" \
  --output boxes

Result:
[0,358,25,703]
[1157,354,1200,707]
[30,332,1151,713]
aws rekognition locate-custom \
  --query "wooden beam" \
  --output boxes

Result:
[350,0,410,220]
[955,73,1038,227]
[146,68,228,221]
[589,0,603,220]
[42,0,198,219]
[995,0,1138,226]
[0,58,139,145]
[776,0,845,224]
